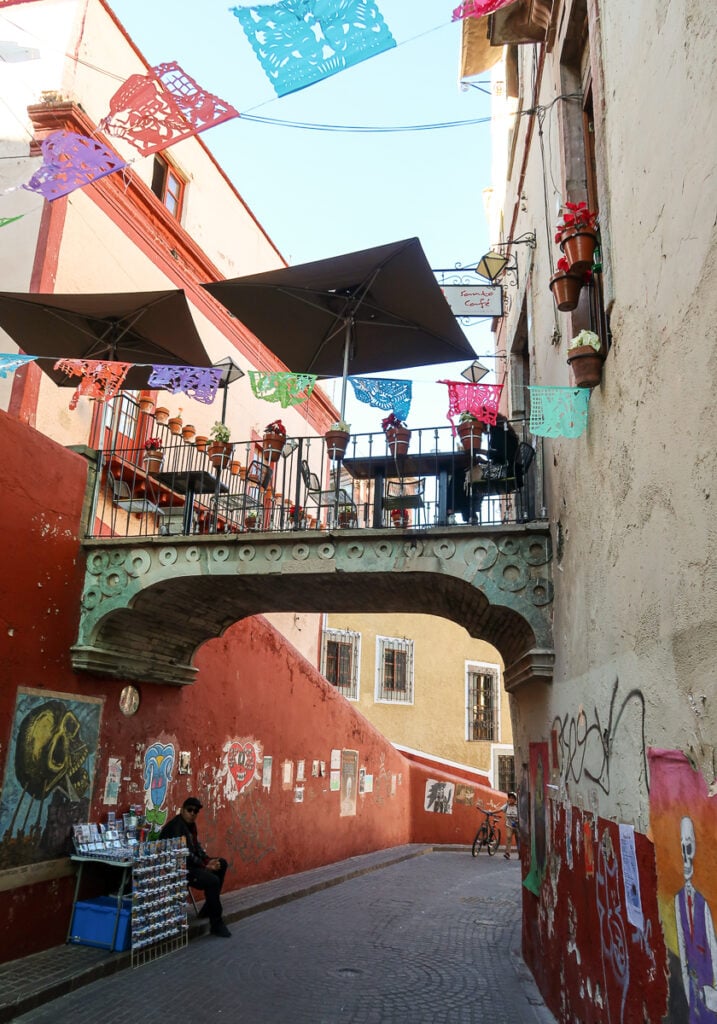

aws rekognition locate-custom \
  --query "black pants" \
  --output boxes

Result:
[188,857,228,925]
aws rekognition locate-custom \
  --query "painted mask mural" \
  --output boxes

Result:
[143,741,175,837]
[221,739,262,799]
[0,688,102,866]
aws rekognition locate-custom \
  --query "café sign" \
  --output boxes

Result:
[441,283,503,318]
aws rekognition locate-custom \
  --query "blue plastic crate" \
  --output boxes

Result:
[69,896,131,951]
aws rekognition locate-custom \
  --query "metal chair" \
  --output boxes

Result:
[215,459,271,531]
[300,459,356,528]
[382,478,426,527]
[107,468,162,534]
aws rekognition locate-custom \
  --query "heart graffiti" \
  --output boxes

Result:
[227,741,258,794]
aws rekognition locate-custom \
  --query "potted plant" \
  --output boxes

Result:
[194,435,209,453]
[456,410,486,451]
[549,256,586,312]
[289,503,305,528]
[154,406,170,425]
[181,423,196,443]
[138,395,155,416]
[229,458,241,476]
[390,508,410,528]
[566,329,605,388]
[337,504,357,528]
[263,418,286,463]
[143,436,164,473]
[555,201,599,274]
[168,409,183,435]
[324,419,351,461]
[382,412,411,457]
[207,421,233,469]
[245,512,258,530]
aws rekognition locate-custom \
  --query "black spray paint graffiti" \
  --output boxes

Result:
[551,679,648,795]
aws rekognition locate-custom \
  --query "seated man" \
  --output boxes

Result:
[159,796,231,938]
[486,415,521,485]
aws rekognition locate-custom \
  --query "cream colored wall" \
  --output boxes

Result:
[0,0,327,664]
[326,611,511,776]
[489,0,717,831]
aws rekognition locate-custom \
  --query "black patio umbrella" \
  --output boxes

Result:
[203,237,475,418]
[0,288,212,391]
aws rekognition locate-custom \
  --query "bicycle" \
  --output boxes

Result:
[471,808,502,857]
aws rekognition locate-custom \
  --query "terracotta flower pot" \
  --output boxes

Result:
[391,511,410,528]
[194,435,208,453]
[338,511,356,528]
[143,452,163,474]
[229,459,241,476]
[325,429,350,461]
[263,431,285,463]
[181,424,196,442]
[559,229,598,274]
[168,416,183,436]
[549,269,584,312]
[386,426,411,457]
[457,419,484,452]
[138,397,154,416]
[567,345,605,388]
[154,407,170,425]
[207,441,233,469]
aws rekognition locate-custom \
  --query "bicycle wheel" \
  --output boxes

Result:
[487,827,501,856]
[471,829,485,857]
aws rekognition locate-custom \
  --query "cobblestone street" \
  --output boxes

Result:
[13,850,555,1024]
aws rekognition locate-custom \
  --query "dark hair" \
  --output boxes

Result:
[182,797,202,811]
[508,791,517,799]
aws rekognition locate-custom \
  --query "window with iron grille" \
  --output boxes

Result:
[375,636,414,703]
[466,664,499,741]
[497,754,516,794]
[320,628,360,700]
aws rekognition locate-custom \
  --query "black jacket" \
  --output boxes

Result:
[159,813,208,873]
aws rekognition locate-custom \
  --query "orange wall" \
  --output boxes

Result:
[0,410,501,962]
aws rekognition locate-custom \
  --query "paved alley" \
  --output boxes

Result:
[12,849,555,1024]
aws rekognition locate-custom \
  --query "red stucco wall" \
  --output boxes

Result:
[522,803,668,1023]
[0,411,500,963]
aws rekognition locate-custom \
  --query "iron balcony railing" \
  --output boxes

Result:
[87,417,543,540]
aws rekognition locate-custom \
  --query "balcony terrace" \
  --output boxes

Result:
[73,408,553,692]
[88,414,544,540]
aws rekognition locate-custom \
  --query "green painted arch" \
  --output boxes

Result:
[71,527,553,688]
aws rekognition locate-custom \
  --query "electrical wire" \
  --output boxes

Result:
[239,112,492,133]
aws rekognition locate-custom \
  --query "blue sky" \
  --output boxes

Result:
[111,1,499,426]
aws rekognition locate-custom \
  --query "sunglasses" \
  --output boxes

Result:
[184,806,200,814]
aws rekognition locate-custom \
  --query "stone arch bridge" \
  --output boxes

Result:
[71,525,554,690]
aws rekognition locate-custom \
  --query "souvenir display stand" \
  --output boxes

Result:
[68,814,189,966]
[130,839,189,967]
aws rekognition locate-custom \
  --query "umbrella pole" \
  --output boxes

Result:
[339,318,351,421]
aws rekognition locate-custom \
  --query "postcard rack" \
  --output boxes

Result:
[130,838,189,967]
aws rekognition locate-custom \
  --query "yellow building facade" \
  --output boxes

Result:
[323,612,514,791]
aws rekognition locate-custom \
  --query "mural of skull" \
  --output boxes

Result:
[14,700,91,802]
